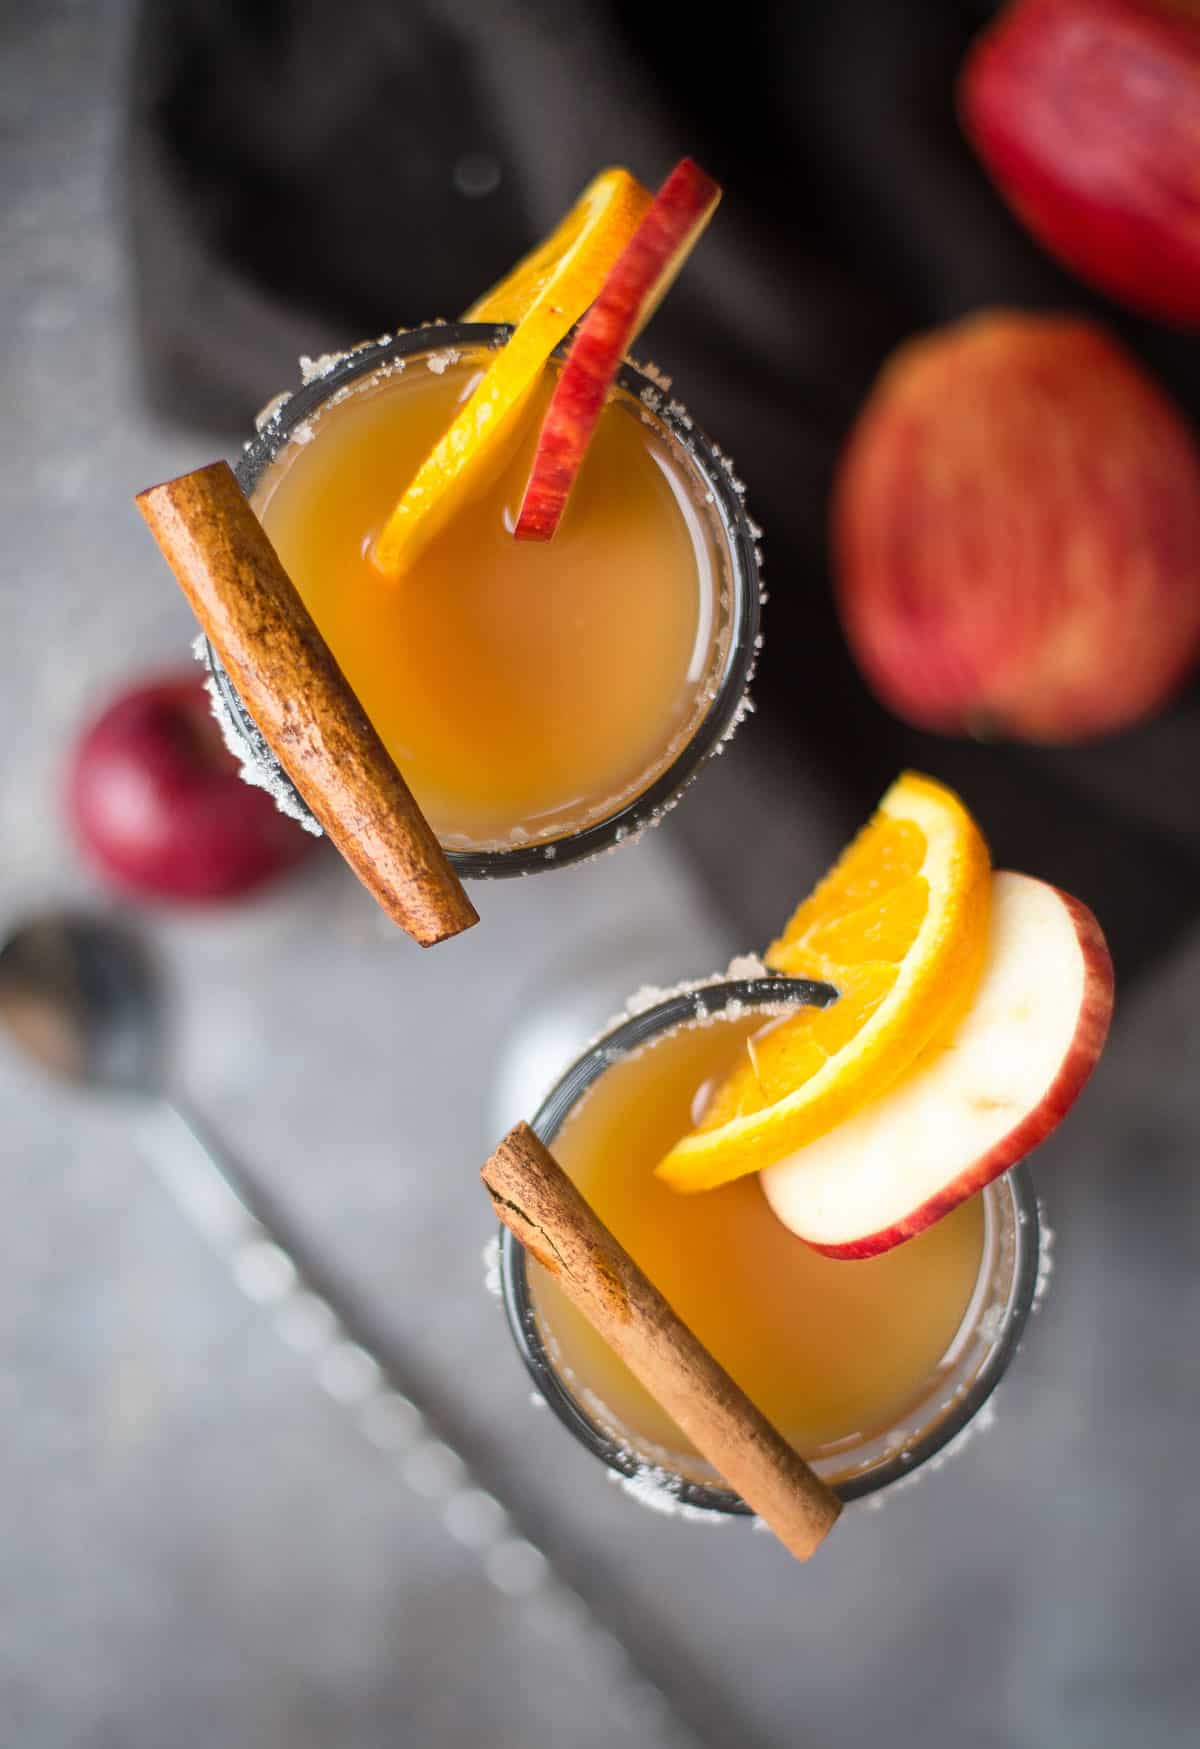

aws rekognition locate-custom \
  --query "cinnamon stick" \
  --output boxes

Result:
[136,461,478,947]
[483,1122,842,1562]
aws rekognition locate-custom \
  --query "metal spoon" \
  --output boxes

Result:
[0,909,468,1412]
[0,908,806,1748]
[0,912,289,1263]
[0,909,547,1530]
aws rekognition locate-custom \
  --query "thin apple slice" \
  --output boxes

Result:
[760,872,1113,1258]
[369,168,651,578]
[513,157,721,542]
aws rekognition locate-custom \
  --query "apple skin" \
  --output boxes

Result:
[760,873,1114,1259]
[68,674,315,903]
[515,157,720,542]
[960,0,1200,329]
[833,311,1200,742]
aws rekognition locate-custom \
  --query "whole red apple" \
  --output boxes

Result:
[68,674,315,902]
[833,311,1200,742]
[960,0,1200,328]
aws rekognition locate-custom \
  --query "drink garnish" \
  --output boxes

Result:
[514,157,722,542]
[656,773,992,1191]
[655,771,1113,1255]
[136,462,478,946]
[369,168,651,578]
[482,1121,841,1563]
[761,869,1113,1255]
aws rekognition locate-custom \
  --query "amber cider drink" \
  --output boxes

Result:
[530,1007,987,1464]
[251,345,727,852]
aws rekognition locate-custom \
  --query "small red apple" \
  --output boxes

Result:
[761,871,1114,1257]
[68,674,315,902]
[960,0,1200,328]
[514,157,721,542]
[833,311,1200,742]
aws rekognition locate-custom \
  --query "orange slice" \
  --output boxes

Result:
[369,168,651,577]
[655,773,992,1192]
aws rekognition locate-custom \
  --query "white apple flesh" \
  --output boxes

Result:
[760,872,1113,1258]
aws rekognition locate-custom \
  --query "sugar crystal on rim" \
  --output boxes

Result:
[194,637,323,837]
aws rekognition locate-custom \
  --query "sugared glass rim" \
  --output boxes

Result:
[206,321,763,880]
[499,977,1042,1510]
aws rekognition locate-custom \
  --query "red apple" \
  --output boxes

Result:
[833,311,1200,742]
[960,0,1200,327]
[68,674,315,902]
[760,872,1114,1258]
[514,157,721,541]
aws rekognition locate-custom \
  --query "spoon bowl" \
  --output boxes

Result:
[0,913,164,1095]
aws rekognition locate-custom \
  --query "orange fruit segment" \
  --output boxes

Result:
[655,772,992,1192]
[369,168,652,578]
[748,962,898,1103]
[695,962,897,1133]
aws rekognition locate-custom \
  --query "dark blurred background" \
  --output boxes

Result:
[4,2,1198,1745]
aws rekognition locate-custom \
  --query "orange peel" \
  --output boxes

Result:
[655,773,992,1192]
[369,168,651,577]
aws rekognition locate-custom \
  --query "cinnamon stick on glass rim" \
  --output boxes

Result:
[136,461,477,948]
[482,1121,842,1562]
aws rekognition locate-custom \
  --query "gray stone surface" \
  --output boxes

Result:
[3,4,1199,1747]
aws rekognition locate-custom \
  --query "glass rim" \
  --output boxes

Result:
[208,320,763,880]
[498,977,1042,1511]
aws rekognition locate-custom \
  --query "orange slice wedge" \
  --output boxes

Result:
[655,772,992,1192]
[369,168,651,578]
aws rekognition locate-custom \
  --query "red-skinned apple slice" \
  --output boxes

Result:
[760,871,1113,1258]
[514,157,721,542]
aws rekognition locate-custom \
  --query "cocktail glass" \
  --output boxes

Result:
[207,322,762,878]
[498,978,1042,1509]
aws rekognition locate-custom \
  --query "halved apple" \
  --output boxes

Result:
[514,156,721,542]
[760,872,1113,1258]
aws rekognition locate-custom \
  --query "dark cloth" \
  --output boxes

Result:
[126,0,1200,980]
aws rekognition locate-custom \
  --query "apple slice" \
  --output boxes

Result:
[760,872,1113,1258]
[514,157,721,542]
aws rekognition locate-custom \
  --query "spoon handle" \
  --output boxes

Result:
[132,1096,707,1741]
[138,1096,411,1381]
[135,1094,537,1540]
